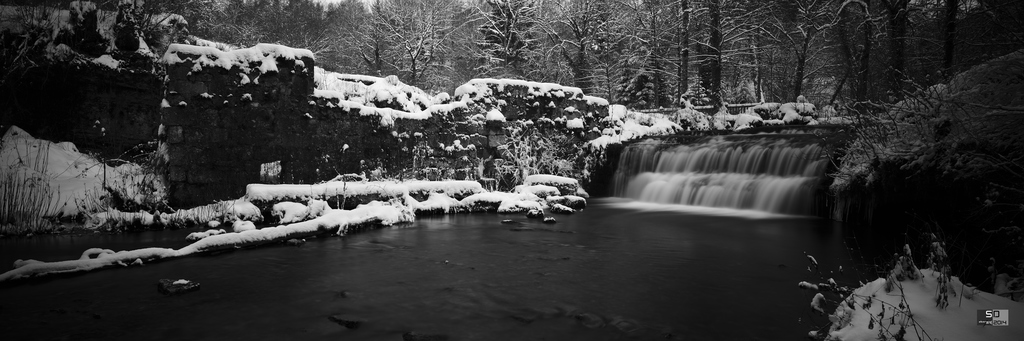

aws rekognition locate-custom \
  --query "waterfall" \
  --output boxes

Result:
[612,136,829,215]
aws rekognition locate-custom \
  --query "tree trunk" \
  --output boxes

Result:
[855,0,873,114]
[676,0,690,102]
[886,0,909,98]
[942,0,957,79]
[753,39,762,102]
[793,37,811,101]
[410,55,418,86]
[836,10,856,105]
[572,47,591,93]
[701,0,722,107]
[649,4,664,108]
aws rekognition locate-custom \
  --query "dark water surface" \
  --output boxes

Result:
[0,199,863,340]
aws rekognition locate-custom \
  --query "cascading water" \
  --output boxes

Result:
[612,136,829,215]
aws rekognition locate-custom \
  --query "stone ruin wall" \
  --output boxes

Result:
[160,46,477,207]
[135,44,611,207]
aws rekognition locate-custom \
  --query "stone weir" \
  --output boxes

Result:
[159,44,609,207]
[612,126,852,216]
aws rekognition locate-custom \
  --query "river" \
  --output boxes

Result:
[0,199,867,340]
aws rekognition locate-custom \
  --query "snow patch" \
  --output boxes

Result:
[272,201,309,224]
[232,220,256,232]
[92,55,120,69]
[486,109,506,121]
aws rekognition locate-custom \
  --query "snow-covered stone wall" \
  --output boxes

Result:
[454,78,609,137]
[160,44,485,206]
[161,43,316,105]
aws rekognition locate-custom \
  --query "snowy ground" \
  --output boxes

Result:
[816,269,1023,340]
[0,126,165,220]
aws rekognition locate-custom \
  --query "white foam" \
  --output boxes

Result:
[604,198,813,220]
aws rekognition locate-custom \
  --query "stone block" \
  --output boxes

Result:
[167,126,184,143]
[168,166,188,182]
[488,133,507,148]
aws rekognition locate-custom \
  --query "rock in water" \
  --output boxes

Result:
[526,209,544,219]
[575,312,604,329]
[157,279,200,296]
[327,314,364,329]
[549,204,574,214]
[500,219,517,224]
[285,238,305,246]
[402,332,449,341]
[510,314,538,324]
[543,217,556,224]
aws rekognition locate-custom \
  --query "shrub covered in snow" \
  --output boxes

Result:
[830,49,1024,230]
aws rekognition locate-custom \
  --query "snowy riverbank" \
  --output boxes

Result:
[816,268,1023,341]
[1,175,588,282]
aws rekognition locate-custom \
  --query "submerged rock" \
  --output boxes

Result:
[157,279,200,296]
[402,332,449,341]
[510,313,538,324]
[543,217,556,224]
[500,219,517,224]
[327,314,364,329]
[526,209,544,219]
[610,317,641,333]
[285,238,305,246]
[575,312,604,328]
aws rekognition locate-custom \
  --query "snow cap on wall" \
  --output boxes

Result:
[454,78,586,102]
[160,43,314,73]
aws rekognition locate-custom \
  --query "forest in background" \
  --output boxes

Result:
[140,0,1024,111]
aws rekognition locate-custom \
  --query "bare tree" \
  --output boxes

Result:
[540,0,614,93]
[881,0,910,98]
[369,0,469,89]
[359,0,394,76]
[942,0,957,79]
[476,0,542,78]
[769,0,841,101]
